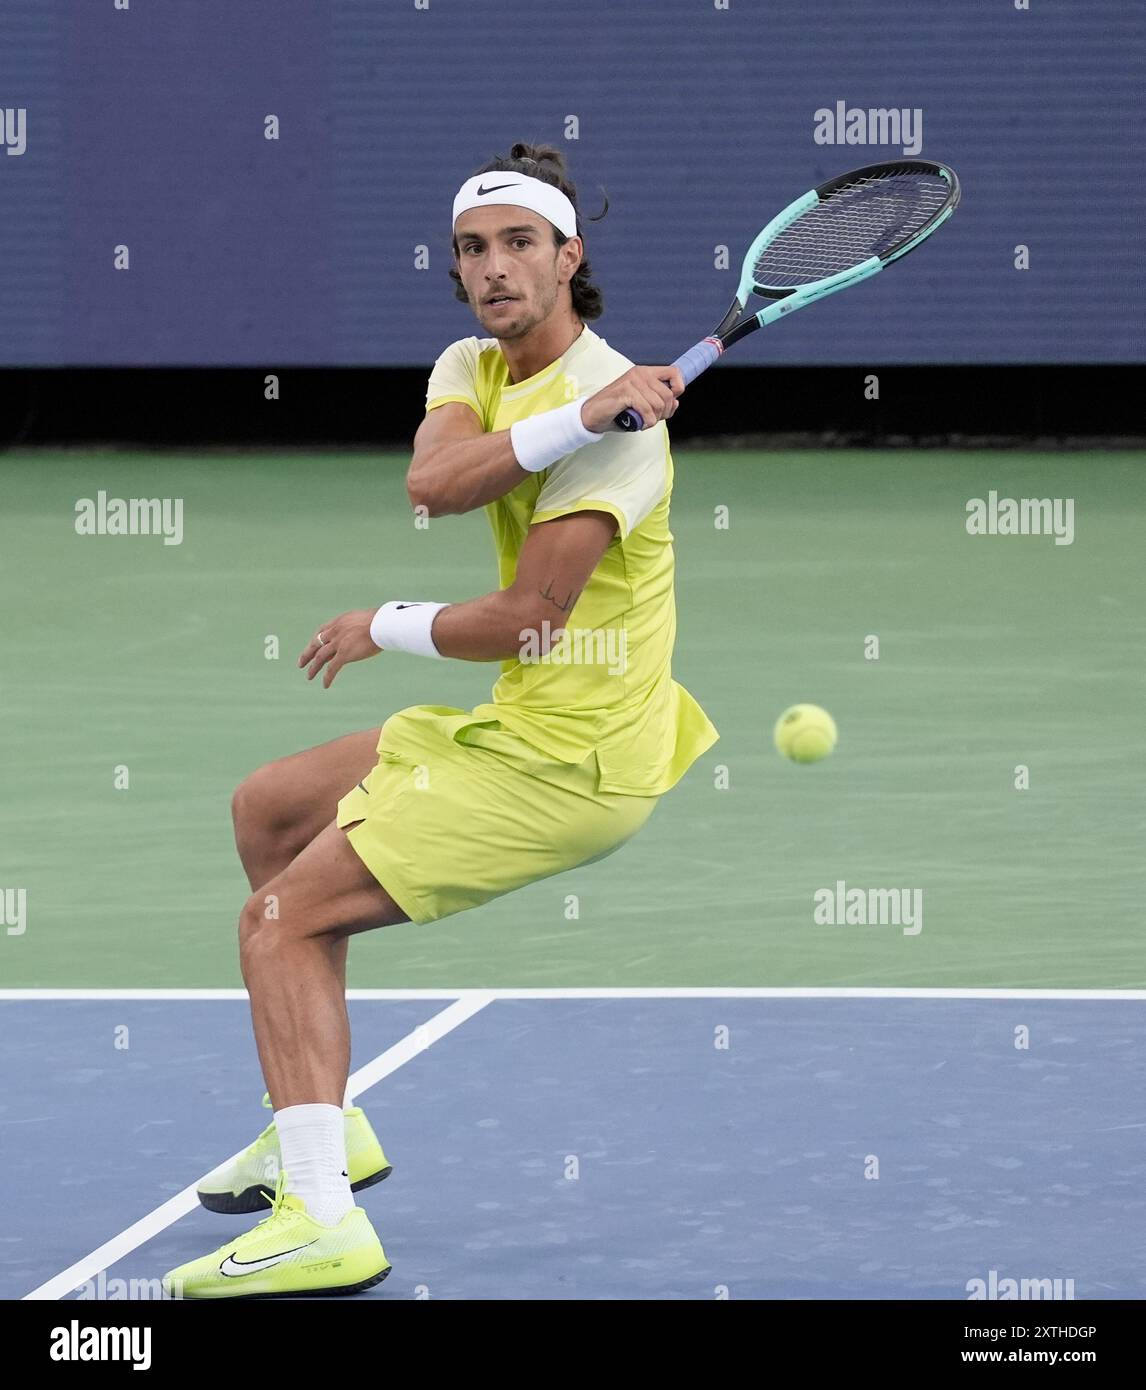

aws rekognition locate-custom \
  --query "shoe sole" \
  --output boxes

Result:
[197,1165,393,1215]
[177,1266,391,1300]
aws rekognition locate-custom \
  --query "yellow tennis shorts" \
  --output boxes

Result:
[335,705,660,924]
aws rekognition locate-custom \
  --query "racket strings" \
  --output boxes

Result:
[754,173,950,288]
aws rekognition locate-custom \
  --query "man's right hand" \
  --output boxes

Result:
[580,365,685,434]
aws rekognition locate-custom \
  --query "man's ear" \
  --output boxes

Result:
[560,235,584,283]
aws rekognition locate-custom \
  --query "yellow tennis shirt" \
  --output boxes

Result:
[424,323,718,796]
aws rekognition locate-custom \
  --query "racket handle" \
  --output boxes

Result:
[613,337,723,433]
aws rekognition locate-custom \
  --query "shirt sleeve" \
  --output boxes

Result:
[531,421,670,541]
[425,337,482,421]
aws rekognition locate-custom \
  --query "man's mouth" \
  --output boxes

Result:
[485,295,517,308]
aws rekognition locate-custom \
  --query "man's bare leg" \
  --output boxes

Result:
[238,819,408,1109]
[166,809,400,1291]
[230,726,383,992]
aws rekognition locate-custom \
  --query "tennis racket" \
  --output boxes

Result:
[615,158,960,431]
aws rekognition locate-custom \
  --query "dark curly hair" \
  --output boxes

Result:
[449,140,608,322]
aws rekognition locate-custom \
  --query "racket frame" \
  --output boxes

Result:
[613,158,959,431]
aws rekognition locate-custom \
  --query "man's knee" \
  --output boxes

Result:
[232,763,293,843]
[238,891,289,961]
[238,890,262,932]
[238,889,353,963]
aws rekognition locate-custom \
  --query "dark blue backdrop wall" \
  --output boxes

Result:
[0,0,1141,367]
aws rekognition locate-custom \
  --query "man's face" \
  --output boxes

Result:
[453,206,580,340]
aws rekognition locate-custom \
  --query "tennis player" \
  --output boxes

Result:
[166,141,718,1298]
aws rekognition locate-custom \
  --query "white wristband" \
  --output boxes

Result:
[369,601,449,658]
[509,397,604,473]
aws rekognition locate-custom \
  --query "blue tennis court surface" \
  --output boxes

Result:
[4,996,1144,1300]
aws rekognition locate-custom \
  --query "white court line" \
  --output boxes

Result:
[21,992,494,1301]
[2,987,1145,1001]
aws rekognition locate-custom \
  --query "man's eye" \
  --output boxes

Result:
[512,239,530,249]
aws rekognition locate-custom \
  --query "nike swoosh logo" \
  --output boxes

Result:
[394,603,421,609]
[219,1240,319,1277]
[476,182,519,196]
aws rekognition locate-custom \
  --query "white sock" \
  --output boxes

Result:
[274,1102,354,1227]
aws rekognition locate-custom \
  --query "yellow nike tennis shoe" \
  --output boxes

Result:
[197,1095,392,1214]
[165,1172,390,1299]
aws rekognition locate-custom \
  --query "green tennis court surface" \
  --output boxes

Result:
[1,448,1142,989]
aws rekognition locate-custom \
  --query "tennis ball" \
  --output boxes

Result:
[773,703,838,764]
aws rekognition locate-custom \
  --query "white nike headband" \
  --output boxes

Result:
[452,172,578,239]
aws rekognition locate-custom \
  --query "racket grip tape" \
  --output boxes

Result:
[613,337,723,433]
